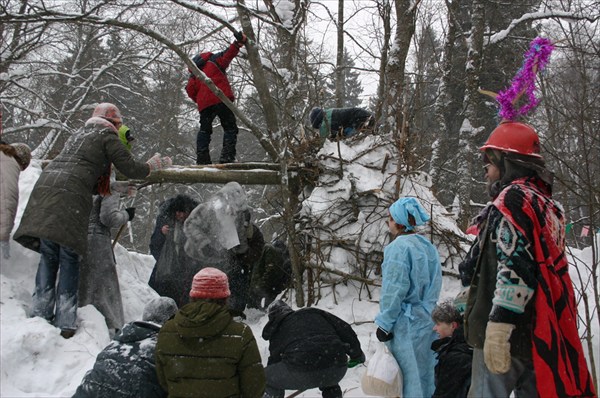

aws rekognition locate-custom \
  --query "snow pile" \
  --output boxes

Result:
[300,135,470,277]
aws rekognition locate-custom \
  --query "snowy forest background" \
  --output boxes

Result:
[1,0,599,392]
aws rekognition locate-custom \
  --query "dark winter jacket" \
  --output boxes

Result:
[431,325,473,398]
[14,119,149,256]
[73,321,166,398]
[311,107,374,139]
[148,195,200,308]
[248,241,292,309]
[262,307,364,370]
[186,43,240,113]
[149,195,199,261]
[221,224,265,313]
[155,301,265,398]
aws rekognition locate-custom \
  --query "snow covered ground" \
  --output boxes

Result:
[0,161,596,397]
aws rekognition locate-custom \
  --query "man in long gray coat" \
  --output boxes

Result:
[14,103,171,339]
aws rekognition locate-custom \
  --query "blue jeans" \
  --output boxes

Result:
[468,348,536,398]
[32,239,80,330]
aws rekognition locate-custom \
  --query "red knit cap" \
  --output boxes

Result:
[189,267,231,299]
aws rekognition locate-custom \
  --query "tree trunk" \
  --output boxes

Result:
[335,0,344,108]
[456,0,485,229]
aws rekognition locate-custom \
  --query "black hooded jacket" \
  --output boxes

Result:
[430,325,473,398]
[262,303,364,370]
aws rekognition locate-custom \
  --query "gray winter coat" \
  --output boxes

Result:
[73,321,167,398]
[78,193,128,330]
[13,119,149,256]
[0,150,22,241]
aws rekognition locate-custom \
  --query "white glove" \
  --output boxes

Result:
[484,322,515,374]
[146,153,173,172]
[1,240,10,259]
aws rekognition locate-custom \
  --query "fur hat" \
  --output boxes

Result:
[189,267,231,299]
[92,103,122,124]
[142,297,178,325]
[11,143,31,170]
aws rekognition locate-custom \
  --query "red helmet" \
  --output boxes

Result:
[480,122,542,158]
[92,103,122,124]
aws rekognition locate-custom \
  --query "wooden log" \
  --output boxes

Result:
[40,161,305,186]
[137,165,283,185]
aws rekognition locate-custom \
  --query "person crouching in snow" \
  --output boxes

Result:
[309,107,374,140]
[187,31,248,165]
[155,267,265,397]
[262,300,365,398]
[14,103,171,339]
[73,296,178,398]
[0,141,31,259]
[374,197,442,398]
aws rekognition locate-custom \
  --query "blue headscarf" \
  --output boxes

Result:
[389,197,430,231]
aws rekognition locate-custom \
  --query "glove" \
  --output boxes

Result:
[484,322,515,374]
[376,327,393,342]
[125,207,136,221]
[234,31,247,46]
[146,153,172,172]
[347,353,366,368]
[0,240,9,259]
[126,185,137,198]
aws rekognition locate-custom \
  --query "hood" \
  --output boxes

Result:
[173,301,232,338]
[262,300,294,340]
[114,321,160,344]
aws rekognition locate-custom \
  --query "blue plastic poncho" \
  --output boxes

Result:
[375,233,442,398]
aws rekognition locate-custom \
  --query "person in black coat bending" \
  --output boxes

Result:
[430,300,473,398]
[262,300,365,398]
[73,297,178,398]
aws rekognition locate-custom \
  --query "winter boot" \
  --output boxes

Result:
[320,385,343,398]
[196,150,211,165]
[60,328,76,339]
[219,140,237,164]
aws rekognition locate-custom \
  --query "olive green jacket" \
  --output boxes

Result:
[14,119,149,256]
[155,301,265,398]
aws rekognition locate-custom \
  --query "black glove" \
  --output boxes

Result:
[234,31,247,46]
[234,30,246,43]
[376,327,394,342]
[125,207,136,221]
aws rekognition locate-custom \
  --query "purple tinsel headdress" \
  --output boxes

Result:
[496,37,554,121]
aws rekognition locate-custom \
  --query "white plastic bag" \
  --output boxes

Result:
[361,343,402,397]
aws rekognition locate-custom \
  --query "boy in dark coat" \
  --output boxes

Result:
[309,107,374,140]
[155,267,265,398]
[148,194,199,308]
[14,103,171,339]
[262,300,365,398]
[430,300,472,398]
[73,296,178,398]
[186,32,248,164]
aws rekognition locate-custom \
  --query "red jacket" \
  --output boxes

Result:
[186,43,240,112]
